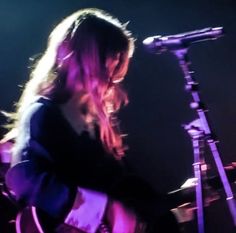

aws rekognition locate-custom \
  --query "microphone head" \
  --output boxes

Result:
[143,35,161,45]
[143,35,167,54]
[143,35,182,54]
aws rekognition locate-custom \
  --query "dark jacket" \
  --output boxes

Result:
[6,97,180,232]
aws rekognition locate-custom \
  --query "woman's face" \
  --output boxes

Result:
[106,53,129,84]
[106,53,121,82]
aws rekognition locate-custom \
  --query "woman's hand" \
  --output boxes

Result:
[105,200,137,233]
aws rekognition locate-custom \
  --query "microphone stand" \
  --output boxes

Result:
[184,119,206,233]
[172,48,236,231]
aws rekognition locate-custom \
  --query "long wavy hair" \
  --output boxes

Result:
[3,8,135,159]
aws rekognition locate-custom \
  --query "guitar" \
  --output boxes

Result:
[13,166,236,233]
[15,206,111,233]
[11,184,209,233]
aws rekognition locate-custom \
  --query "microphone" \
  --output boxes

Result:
[143,27,224,54]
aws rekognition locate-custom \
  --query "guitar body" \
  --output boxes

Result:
[16,206,110,233]
[16,207,43,233]
[16,206,86,233]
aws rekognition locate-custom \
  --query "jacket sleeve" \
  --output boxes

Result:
[5,101,108,233]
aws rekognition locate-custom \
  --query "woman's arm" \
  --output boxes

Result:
[6,101,108,232]
[6,100,138,233]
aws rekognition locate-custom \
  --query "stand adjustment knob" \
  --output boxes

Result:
[185,82,199,91]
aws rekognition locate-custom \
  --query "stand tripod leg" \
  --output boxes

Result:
[192,138,205,233]
[208,141,236,226]
[185,119,205,233]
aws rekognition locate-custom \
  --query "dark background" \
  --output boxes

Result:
[1,0,236,232]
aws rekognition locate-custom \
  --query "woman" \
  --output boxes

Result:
[3,8,180,233]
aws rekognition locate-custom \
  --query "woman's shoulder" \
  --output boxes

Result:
[33,96,57,109]
[21,96,60,124]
